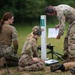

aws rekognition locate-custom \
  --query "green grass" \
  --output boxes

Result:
[16,23,66,56]
[15,24,33,55]
[5,23,70,75]
[14,23,68,62]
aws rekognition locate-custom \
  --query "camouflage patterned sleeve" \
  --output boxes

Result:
[12,26,18,41]
[57,12,66,36]
[22,40,32,54]
[31,39,39,57]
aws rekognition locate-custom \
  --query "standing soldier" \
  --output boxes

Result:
[0,12,19,67]
[18,26,45,71]
[45,4,75,62]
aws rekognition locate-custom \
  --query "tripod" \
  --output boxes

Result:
[37,43,64,61]
[0,52,10,75]
[47,43,64,60]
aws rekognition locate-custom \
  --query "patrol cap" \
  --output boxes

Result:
[32,26,43,36]
[45,6,54,13]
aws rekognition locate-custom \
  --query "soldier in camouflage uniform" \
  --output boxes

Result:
[45,4,75,62]
[45,4,75,72]
[0,12,19,67]
[18,26,45,71]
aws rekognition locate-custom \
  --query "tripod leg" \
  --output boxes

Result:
[53,51,64,61]
[54,51,63,56]
[0,57,10,75]
[51,48,54,59]
[51,49,54,59]
[4,58,10,75]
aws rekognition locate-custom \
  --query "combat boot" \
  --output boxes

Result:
[70,67,75,75]
[50,63,65,72]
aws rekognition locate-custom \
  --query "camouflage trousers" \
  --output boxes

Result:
[64,62,75,71]
[0,45,19,67]
[64,23,75,61]
[18,54,45,71]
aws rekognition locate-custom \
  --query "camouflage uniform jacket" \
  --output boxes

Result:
[0,23,18,55]
[0,23,18,67]
[0,23,18,46]
[22,32,38,57]
[54,4,75,36]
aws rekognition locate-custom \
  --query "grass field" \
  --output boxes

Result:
[16,23,66,56]
[0,23,72,75]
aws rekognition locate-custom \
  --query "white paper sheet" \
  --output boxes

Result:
[48,28,59,38]
[45,59,59,65]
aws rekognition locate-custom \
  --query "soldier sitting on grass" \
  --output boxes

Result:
[18,26,45,71]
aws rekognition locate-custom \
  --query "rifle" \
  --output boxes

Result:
[37,43,64,60]
[0,51,10,75]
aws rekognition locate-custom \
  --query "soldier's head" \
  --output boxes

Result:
[45,6,56,16]
[32,26,44,39]
[2,12,14,24]
[0,12,14,33]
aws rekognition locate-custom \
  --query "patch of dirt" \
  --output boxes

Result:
[0,66,72,75]
[0,68,5,74]
[0,67,30,75]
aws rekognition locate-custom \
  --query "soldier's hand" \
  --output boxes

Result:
[55,25,60,29]
[37,45,41,50]
[56,35,61,39]
[33,58,39,62]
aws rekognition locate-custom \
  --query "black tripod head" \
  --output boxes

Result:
[37,43,54,50]
[47,43,54,50]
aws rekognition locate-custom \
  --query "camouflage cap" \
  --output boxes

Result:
[32,26,39,31]
[32,26,44,36]
[45,6,54,13]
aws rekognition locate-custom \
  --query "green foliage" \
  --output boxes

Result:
[24,0,46,18]
[0,0,17,18]
[0,0,75,23]
[0,0,46,22]
[46,0,75,7]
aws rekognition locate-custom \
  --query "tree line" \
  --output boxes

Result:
[0,0,75,23]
